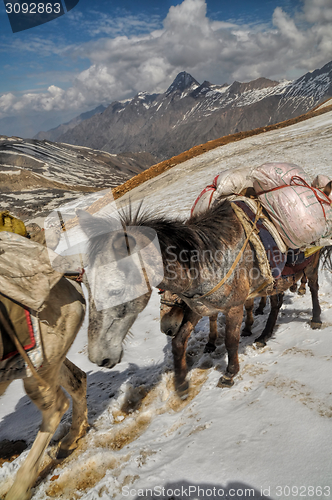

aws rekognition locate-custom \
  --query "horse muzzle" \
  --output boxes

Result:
[89,347,123,369]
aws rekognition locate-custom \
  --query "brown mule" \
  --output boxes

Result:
[160,248,322,379]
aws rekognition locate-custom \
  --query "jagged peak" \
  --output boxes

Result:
[166,71,200,95]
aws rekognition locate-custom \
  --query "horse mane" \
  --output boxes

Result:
[82,199,241,270]
[120,198,241,269]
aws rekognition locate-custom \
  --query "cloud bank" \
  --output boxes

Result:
[1,0,332,119]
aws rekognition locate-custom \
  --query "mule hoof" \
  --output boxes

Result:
[298,288,306,296]
[310,321,322,330]
[255,338,266,348]
[57,446,75,460]
[241,328,252,337]
[204,341,216,353]
[217,374,234,388]
[175,380,189,400]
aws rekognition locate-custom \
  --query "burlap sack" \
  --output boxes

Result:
[0,232,64,311]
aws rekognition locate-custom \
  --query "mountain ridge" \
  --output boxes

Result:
[55,60,332,161]
[34,105,108,142]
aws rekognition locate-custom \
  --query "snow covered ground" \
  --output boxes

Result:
[1,110,332,500]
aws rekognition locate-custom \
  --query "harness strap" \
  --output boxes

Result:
[0,309,50,390]
[199,205,262,299]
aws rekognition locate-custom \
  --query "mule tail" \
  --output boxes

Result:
[320,245,332,272]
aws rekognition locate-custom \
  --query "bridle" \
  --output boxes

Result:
[159,289,186,309]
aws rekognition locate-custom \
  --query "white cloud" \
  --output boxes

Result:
[1,0,332,119]
[302,0,332,23]
[0,93,16,113]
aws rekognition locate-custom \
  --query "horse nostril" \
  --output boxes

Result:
[100,358,111,367]
[166,329,174,337]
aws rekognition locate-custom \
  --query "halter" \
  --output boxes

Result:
[158,289,186,309]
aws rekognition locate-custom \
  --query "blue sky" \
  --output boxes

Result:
[0,0,331,136]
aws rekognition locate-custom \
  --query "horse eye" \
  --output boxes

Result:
[112,233,136,257]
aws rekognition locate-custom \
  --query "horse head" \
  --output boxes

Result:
[84,277,151,368]
[77,208,162,368]
[160,291,186,337]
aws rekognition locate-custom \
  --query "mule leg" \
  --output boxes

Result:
[308,270,322,329]
[218,305,243,388]
[172,310,201,399]
[298,272,307,295]
[255,293,284,347]
[5,372,69,500]
[242,298,254,336]
[57,358,88,459]
[204,314,218,353]
[255,296,267,315]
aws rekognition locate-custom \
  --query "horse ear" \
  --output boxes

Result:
[76,209,96,238]
[77,209,117,239]
[323,181,332,198]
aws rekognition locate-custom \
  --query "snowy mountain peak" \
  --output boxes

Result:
[166,71,200,94]
[55,61,332,161]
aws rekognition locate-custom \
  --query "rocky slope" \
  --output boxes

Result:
[0,136,156,219]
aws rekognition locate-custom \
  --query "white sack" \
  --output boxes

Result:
[253,162,309,193]
[215,166,256,198]
[258,185,332,249]
[311,175,332,202]
[253,162,332,248]
[192,166,255,215]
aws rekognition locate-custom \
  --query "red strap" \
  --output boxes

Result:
[191,184,217,216]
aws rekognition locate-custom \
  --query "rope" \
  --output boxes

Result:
[199,205,262,299]
[160,297,186,309]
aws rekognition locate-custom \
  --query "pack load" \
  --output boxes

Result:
[191,165,256,215]
[0,231,64,311]
[253,163,332,249]
[191,162,332,250]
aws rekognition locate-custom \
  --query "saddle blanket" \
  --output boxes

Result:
[0,295,42,382]
[282,252,316,277]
